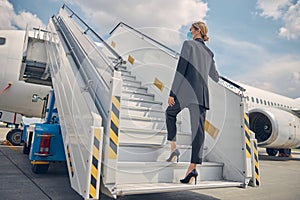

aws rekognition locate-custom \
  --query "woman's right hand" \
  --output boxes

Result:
[168,96,175,107]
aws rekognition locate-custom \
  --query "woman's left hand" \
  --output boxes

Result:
[168,96,175,106]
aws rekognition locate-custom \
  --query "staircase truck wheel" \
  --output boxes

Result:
[31,163,50,174]
[266,148,278,156]
[6,129,22,146]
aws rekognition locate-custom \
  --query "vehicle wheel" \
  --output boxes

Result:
[6,129,22,146]
[266,148,278,156]
[31,164,50,174]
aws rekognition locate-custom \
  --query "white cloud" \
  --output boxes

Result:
[240,55,300,98]
[256,0,291,19]
[67,0,208,46]
[215,34,300,98]
[0,0,44,30]
[256,0,300,39]
[279,2,300,39]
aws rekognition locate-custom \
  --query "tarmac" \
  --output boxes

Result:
[1,128,300,200]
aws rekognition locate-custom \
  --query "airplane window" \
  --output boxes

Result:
[267,101,270,106]
[271,102,274,106]
[256,98,259,103]
[264,100,267,105]
[251,97,254,102]
[246,96,249,101]
[0,37,6,45]
[260,99,263,104]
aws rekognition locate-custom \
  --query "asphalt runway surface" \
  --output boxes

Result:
[1,128,300,200]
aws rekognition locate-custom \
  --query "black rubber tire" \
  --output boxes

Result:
[31,164,50,174]
[6,129,22,146]
[266,148,278,156]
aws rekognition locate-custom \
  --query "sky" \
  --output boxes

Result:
[1,0,300,98]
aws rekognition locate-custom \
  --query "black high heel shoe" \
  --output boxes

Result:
[180,169,198,185]
[166,149,180,162]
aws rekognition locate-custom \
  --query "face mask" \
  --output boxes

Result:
[187,31,193,40]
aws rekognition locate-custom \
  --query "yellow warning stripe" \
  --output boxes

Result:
[109,96,121,160]
[91,164,98,180]
[111,111,119,128]
[244,113,249,124]
[93,145,99,160]
[89,128,101,199]
[253,139,260,186]
[66,145,74,177]
[89,184,96,199]
[31,161,49,165]
[244,113,252,158]
[108,146,117,159]
[246,149,251,158]
[110,128,119,146]
[245,137,251,150]
[112,96,120,110]
[245,125,250,135]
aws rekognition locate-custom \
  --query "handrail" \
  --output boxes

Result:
[110,22,246,93]
[51,15,109,123]
[110,22,180,57]
[220,76,246,92]
[62,4,123,70]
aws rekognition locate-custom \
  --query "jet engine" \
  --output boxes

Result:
[249,108,300,149]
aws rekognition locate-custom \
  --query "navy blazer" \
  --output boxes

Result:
[170,38,219,109]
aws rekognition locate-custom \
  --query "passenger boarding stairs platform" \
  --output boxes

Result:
[21,5,259,199]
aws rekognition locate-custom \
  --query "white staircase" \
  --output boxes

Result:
[37,5,256,199]
[103,63,245,197]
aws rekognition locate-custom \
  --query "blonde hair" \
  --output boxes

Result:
[192,21,209,41]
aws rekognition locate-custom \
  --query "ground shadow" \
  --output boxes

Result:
[100,190,220,200]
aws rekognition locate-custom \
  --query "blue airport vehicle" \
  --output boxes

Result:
[22,90,66,174]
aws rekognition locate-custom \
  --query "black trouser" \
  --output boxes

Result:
[166,100,206,164]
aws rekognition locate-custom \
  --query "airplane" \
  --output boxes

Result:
[0,28,299,157]
[240,82,300,157]
[0,30,51,145]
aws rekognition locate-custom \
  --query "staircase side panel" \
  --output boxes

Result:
[46,19,103,199]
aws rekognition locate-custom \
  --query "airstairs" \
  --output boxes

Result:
[21,5,259,199]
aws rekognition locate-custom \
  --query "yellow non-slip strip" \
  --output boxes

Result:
[112,96,120,110]
[128,55,135,65]
[205,120,219,139]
